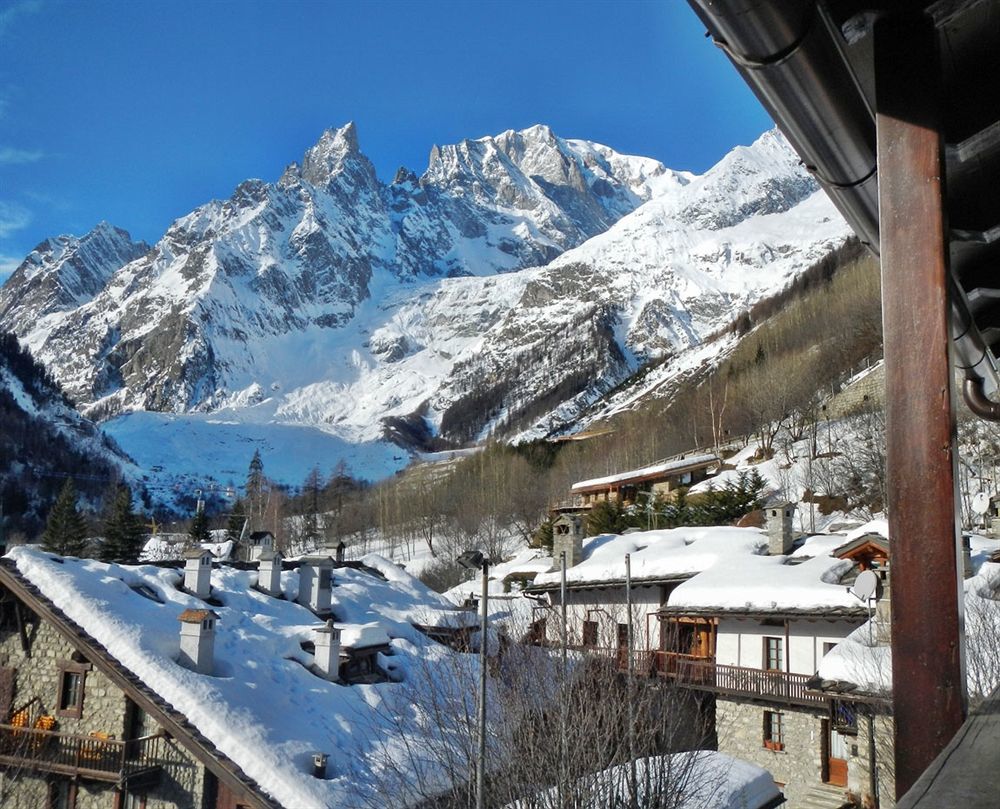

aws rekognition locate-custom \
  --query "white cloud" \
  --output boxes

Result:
[0,0,42,36]
[0,254,22,283]
[0,146,43,164]
[0,201,31,238]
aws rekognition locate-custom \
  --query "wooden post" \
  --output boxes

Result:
[874,11,967,798]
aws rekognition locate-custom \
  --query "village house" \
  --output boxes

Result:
[0,547,478,809]
[568,453,722,511]
[520,510,915,809]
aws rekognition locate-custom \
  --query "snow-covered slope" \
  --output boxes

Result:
[1,125,850,468]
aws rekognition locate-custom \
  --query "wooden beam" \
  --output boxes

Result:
[874,11,967,799]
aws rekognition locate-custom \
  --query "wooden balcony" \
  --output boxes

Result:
[643,652,830,708]
[0,724,164,787]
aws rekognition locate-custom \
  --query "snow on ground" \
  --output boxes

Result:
[104,410,409,508]
[7,546,480,809]
[505,750,781,809]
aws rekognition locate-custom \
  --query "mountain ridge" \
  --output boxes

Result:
[0,123,850,467]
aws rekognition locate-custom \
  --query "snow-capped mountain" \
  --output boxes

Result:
[0,222,149,338]
[0,124,850,460]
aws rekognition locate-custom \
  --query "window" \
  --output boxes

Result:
[118,792,146,809]
[763,711,784,751]
[582,620,598,648]
[823,641,838,657]
[56,661,90,718]
[49,780,75,809]
[764,637,783,671]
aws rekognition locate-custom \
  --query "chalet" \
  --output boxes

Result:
[521,513,913,807]
[0,546,479,808]
[236,531,274,563]
[570,453,721,510]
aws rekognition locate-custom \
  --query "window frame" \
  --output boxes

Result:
[49,779,76,809]
[763,636,784,672]
[581,620,598,648]
[56,660,91,719]
[763,710,784,751]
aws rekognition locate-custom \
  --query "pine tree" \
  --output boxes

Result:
[100,485,144,563]
[189,506,211,544]
[41,479,88,556]
[226,500,247,543]
[302,466,322,548]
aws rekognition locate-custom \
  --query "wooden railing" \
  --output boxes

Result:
[0,724,163,783]
[643,652,829,707]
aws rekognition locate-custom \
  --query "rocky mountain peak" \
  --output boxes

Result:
[299,121,365,188]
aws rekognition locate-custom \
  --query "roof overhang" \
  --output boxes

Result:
[687,0,1000,405]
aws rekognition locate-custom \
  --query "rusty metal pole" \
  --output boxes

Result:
[874,11,967,799]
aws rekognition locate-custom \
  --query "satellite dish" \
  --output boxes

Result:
[852,569,879,602]
[972,492,991,515]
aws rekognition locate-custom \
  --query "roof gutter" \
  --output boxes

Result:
[687,0,1000,411]
[686,0,879,251]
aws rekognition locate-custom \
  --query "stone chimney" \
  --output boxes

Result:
[178,609,219,675]
[552,514,584,568]
[257,550,284,596]
[313,619,341,682]
[323,538,347,564]
[298,556,334,614]
[766,502,795,555]
[183,548,214,599]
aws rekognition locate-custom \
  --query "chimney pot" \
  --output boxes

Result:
[183,549,214,599]
[178,609,219,675]
[298,556,334,614]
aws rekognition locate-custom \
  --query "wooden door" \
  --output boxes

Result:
[826,721,849,787]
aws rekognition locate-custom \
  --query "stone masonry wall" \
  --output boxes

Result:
[825,363,885,419]
[0,592,209,808]
[716,699,830,809]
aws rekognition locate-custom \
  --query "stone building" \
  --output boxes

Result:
[525,521,893,808]
[0,562,266,809]
[0,546,480,809]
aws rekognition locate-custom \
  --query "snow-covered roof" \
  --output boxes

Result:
[531,526,767,588]
[571,453,720,492]
[523,524,869,616]
[4,547,480,809]
[817,560,1000,697]
[665,552,859,615]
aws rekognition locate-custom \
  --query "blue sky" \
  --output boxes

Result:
[0,0,772,278]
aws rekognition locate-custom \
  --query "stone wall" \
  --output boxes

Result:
[0,591,211,808]
[825,363,885,419]
[716,699,829,809]
[848,713,895,809]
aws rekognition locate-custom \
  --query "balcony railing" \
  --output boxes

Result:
[643,652,830,707]
[0,724,164,786]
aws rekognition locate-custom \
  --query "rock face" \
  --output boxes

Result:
[0,124,850,447]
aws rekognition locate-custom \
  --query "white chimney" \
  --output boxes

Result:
[298,556,334,614]
[313,620,341,682]
[183,548,214,599]
[178,609,219,675]
[257,550,284,596]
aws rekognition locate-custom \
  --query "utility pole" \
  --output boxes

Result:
[559,551,568,808]
[626,553,637,809]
